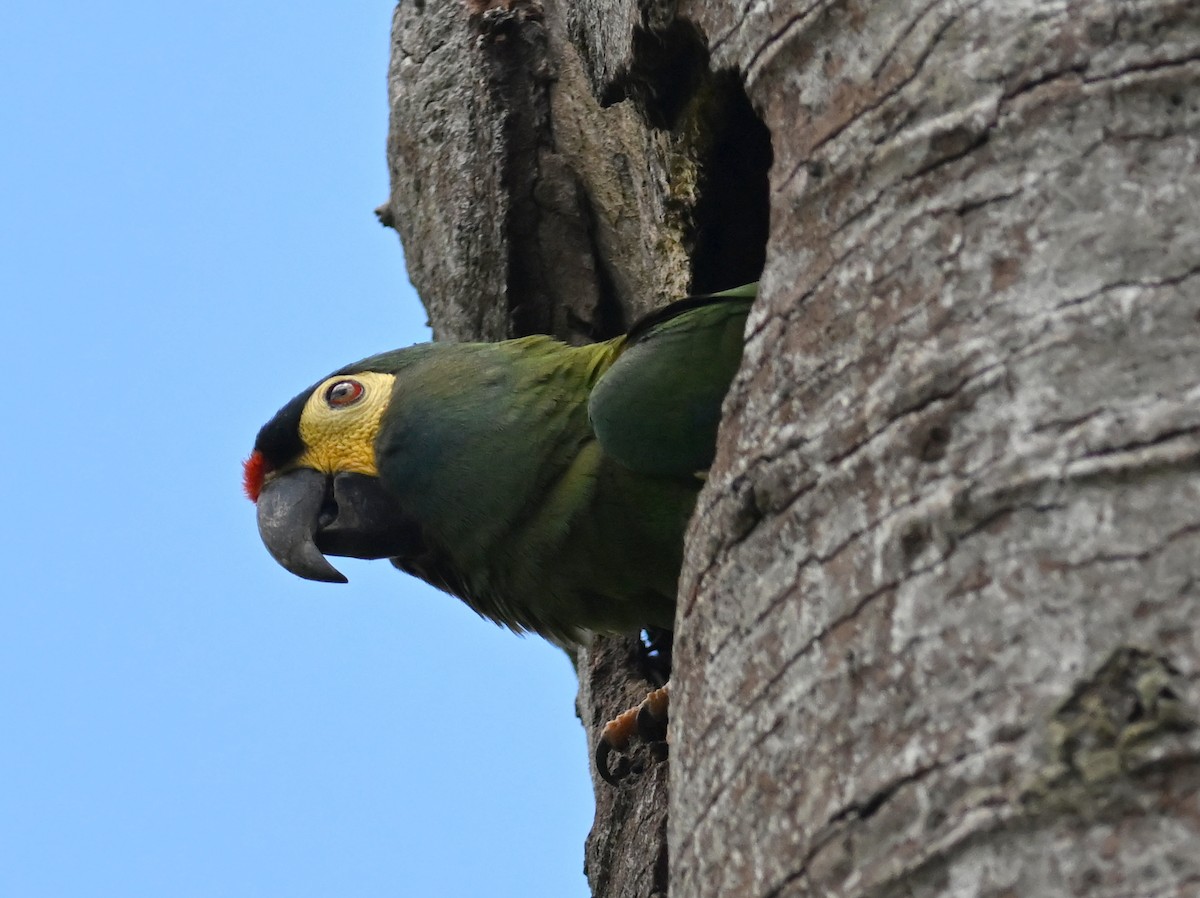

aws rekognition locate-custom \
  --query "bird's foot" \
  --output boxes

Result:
[595,685,670,785]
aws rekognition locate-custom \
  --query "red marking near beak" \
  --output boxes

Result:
[242,450,269,502]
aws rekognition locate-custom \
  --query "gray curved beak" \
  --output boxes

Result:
[255,470,417,584]
[255,468,348,583]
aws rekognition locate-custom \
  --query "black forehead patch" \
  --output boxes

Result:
[253,385,315,467]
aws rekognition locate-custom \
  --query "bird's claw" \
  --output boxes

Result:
[595,686,670,785]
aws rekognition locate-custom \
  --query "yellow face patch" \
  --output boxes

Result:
[295,371,396,476]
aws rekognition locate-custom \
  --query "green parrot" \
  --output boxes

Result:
[244,284,754,775]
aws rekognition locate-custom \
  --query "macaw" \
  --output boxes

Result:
[244,284,754,780]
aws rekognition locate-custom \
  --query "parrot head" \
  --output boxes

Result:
[243,369,416,584]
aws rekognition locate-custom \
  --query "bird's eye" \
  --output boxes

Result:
[325,379,364,408]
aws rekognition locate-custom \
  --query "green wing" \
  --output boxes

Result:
[589,286,755,477]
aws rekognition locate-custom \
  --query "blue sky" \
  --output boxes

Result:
[1,4,592,896]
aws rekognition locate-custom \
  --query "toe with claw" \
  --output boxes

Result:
[595,685,670,785]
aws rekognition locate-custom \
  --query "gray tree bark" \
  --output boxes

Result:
[381,1,1200,896]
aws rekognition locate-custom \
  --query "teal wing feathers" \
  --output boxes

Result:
[589,287,754,477]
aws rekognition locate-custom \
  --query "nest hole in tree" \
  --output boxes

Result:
[688,71,772,294]
[607,19,772,295]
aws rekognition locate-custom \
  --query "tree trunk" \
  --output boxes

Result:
[381,1,1200,896]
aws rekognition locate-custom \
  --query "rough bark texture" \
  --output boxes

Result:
[672,2,1200,897]
[382,1,1200,896]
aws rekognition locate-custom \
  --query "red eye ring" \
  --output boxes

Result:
[325,379,364,408]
